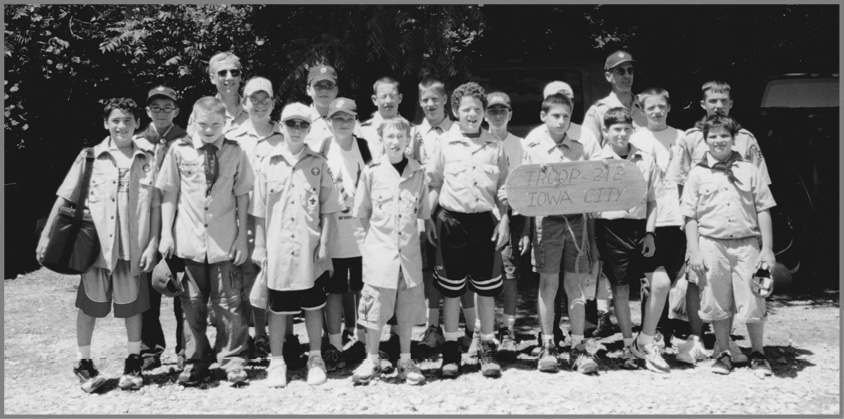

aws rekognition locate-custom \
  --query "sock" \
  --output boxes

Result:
[400,353,411,362]
[638,332,654,346]
[77,345,91,360]
[506,316,516,329]
[571,334,584,349]
[443,331,462,342]
[542,334,554,346]
[127,341,141,355]
[270,356,285,366]
[623,337,634,348]
[481,332,495,341]
[368,353,380,363]
[329,333,343,351]
[309,350,321,359]
[597,299,609,313]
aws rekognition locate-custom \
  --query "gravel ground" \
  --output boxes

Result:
[4,268,840,415]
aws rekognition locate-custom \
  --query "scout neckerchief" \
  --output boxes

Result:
[698,150,743,185]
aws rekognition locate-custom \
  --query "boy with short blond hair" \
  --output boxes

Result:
[681,114,776,376]
[594,107,658,371]
[250,102,344,388]
[351,117,432,385]
[360,76,405,161]
[157,96,254,386]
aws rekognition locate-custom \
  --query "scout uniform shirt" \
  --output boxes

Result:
[409,117,454,164]
[353,156,432,289]
[134,123,188,170]
[522,125,602,165]
[249,145,344,291]
[155,135,254,264]
[665,125,771,186]
[57,137,159,277]
[225,120,284,180]
[629,126,685,227]
[582,91,648,147]
[595,143,657,220]
[426,125,509,216]
[680,153,776,240]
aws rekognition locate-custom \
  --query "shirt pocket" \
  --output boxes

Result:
[480,163,501,190]
[444,164,470,191]
[177,160,202,192]
[137,174,154,204]
[87,174,109,205]
[372,188,393,218]
[399,188,419,216]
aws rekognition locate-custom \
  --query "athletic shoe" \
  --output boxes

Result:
[554,327,566,347]
[440,340,462,378]
[227,367,248,384]
[352,356,381,384]
[177,362,210,386]
[676,335,708,365]
[620,347,639,370]
[420,325,445,349]
[379,333,400,373]
[749,351,773,376]
[73,359,107,394]
[306,356,327,385]
[479,338,501,378]
[711,351,732,375]
[140,345,163,370]
[570,344,599,374]
[344,340,367,364]
[497,327,518,360]
[118,354,144,390]
[461,329,474,350]
[283,334,305,368]
[630,337,670,373]
[322,345,347,372]
[653,331,666,352]
[397,359,426,385]
[176,351,186,371]
[537,343,560,373]
[253,334,271,359]
[729,341,749,364]
[464,329,481,366]
[265,360,287,388]
[592,311,614,338]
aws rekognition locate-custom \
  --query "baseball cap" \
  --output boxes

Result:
[151,258,184,298]
[487,92,511,109]
[280,102,312,123]
[604,50,637,70]
[146,85,178,105]
[308,65,338,85]
[543,81,574,99]
[327,97,357,118]
[243,77,274,98]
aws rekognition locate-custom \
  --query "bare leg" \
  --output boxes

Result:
[611,283,633,340]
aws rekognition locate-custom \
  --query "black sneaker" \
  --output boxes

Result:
[479,338,501,378]
[497,327,518,361]
[322,345,347,372]
[283,334,305,369]
[379,333,400,373]
[73,359,107,394]
[553,327,566,348]
[537,342,560,372]
[592,311,614,338]
[141,354,161,371]
[440,340,462,378]
[711,351,733,375]
[749,351,773,376]
[177,362,210,386]
[344,340,367,364]
[118,354,144,390]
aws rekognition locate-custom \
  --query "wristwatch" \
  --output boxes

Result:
[644,231,656,239]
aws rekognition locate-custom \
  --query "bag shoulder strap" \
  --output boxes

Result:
[74,147,95,222]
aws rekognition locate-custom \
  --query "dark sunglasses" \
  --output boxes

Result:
[283,120,311,130]
[217,69,241,77]
[613,67,636,76]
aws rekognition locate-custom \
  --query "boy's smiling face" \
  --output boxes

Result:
[210,58,241,97]
[540,103,572,138]
[104,108,138,145]
[194,109,225,144]
[705,126,735,161]
[419,87,446,123]
[454,95,484,134]
[603,122,634,153]
[244,91,273,121]
[381,125,409,163]
[146,98,179,131]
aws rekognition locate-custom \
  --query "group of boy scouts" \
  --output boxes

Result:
[35,48,778,393]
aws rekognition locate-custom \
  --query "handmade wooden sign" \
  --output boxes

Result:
[506,160,647,216]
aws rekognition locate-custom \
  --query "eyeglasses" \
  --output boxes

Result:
[149,106,176,114]
[217,69,242,77]
[283,120,311,130]
[248,97,272,106]
[613,67,636,76]
[313,82,336,91]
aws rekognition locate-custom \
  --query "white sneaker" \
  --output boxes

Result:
[729,341,749,364]
[352,357,381,384]
[676,335,708,365]
[306,356,327,386]
[265,360,287,388]
[397,359,426,385]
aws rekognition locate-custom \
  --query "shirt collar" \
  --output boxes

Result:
[599,142,645,160]
[93,136,150,160]
[309,104,327,121]
[704,151,743,168]
[192,134,225,151]
[267,141,320,165]
[377,154,424,177]
[447,128,498,146]
[233,120,284,142]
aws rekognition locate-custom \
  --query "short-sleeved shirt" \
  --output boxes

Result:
[304,104,333,153]
[499,132,525,173]
[134,123,188,170]
[57,137,159,277]
[582,91,648,147]
[595,143,657,220]
[354,156,431,289]
[185,94,248,138]
[155,135,254,264]
[325,136,367,258]
[665,126,771,186]
[524,123,602,160]
[522,126,602,165]
[680,153,776,240]
[359,113,399,162]
[249,145,344,290]
[630,126,685,227]
[409,117,454,164]
[426,125,508,216]
[225,120,285,182]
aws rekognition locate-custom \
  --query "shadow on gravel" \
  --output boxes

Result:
[764,345,816,379]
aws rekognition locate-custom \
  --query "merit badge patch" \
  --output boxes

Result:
[143,164,151,172]
[749,143,764,161]
[308,195,318,208]
[311,167,321,176]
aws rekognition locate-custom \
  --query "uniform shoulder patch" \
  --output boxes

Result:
[684,127,701,135]
[223,138,240,147]
[739,128,756,139]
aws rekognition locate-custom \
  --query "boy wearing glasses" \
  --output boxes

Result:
[187,52,248,137]
[135,85,187,371]
[583,50,647,147]
[251,103,344,387]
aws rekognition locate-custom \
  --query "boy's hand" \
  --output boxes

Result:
[756,248,776,272]
[159,236,175,260]
[35,236,50,264]
[518,234,531,256]
[641,234,656,257]
[314,243,329,264]
[492,217,510,250]
[686,251,707,288]
[230,238,248,266]
[251,245,267,266]
[140,244,157,273]
[426,220,438,247]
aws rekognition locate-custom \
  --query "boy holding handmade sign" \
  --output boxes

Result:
[521,93,602,373]
[594,107,659,370]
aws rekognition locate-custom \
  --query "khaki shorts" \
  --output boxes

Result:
[534,214,592,275]
[76,259,150,318]
[357,274,426,330]
[697,235,767,323]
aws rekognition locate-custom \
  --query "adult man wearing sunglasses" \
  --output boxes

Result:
[582,50,647,147]
[187,52,249,137]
